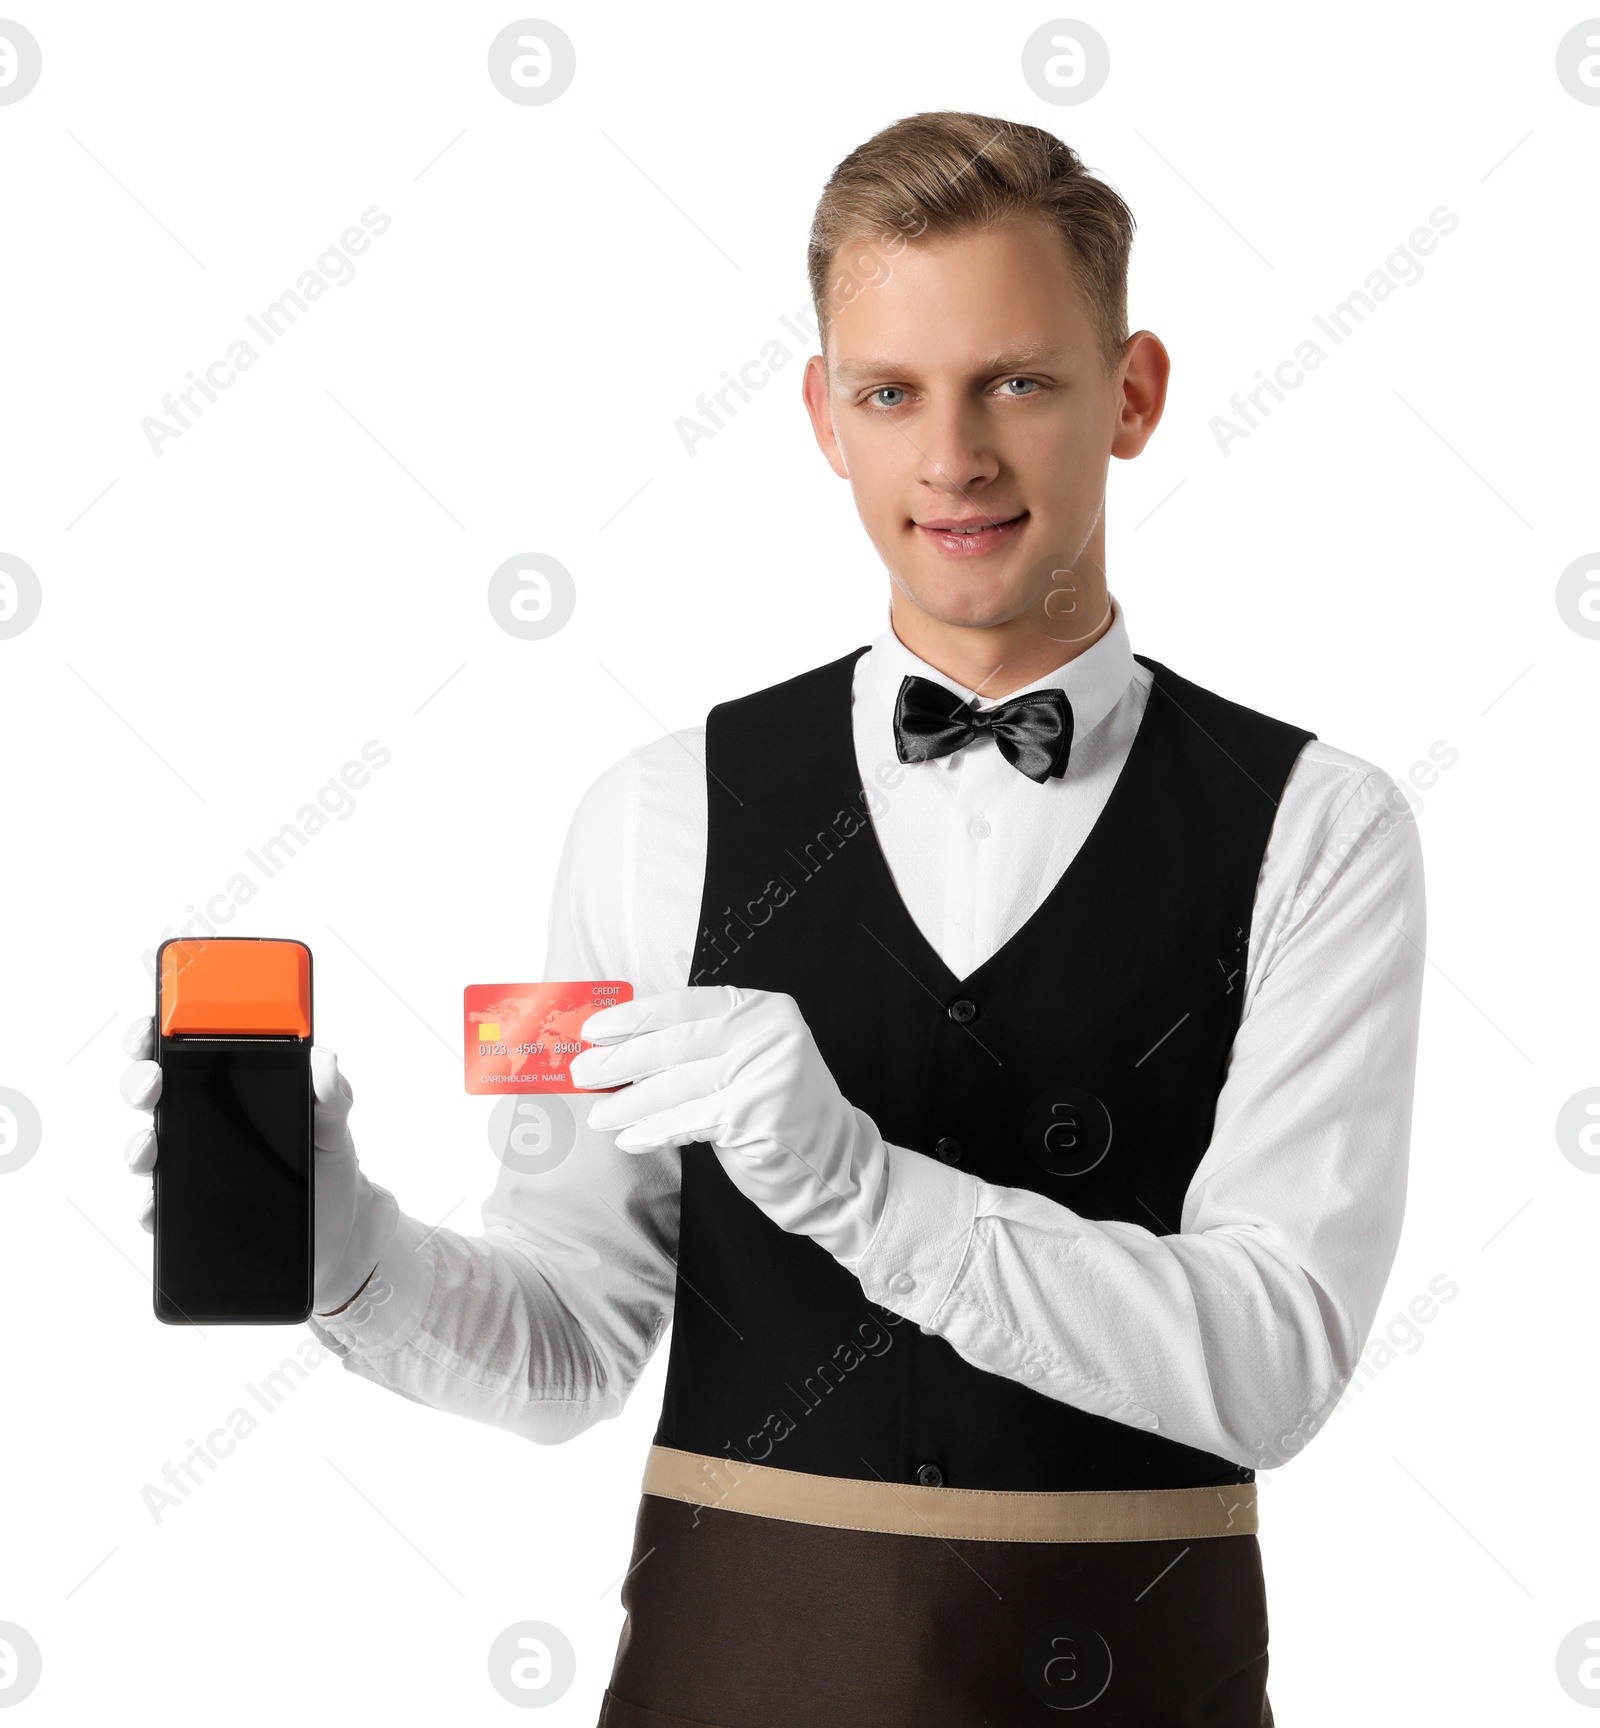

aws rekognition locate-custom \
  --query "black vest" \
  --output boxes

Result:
[653,648,1315,1493]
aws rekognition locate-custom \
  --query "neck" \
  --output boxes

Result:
[887,566,1113,699]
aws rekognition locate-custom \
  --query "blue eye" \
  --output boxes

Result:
[1000,377,1039,396]
[869,387,907,408]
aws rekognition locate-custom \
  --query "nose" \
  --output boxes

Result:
[911,392,1000,499]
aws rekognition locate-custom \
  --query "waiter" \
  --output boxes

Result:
[121,113,1425,1725]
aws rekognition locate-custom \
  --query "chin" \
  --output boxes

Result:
[898,565,1028,630]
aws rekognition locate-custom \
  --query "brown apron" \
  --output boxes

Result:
[597,1447,1272,1727]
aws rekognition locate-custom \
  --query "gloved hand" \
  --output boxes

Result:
[570,986,889,1264]
[118,1015,397,1315]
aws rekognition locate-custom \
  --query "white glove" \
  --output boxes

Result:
[570,986,889,1264]
[118,1015,397,1314]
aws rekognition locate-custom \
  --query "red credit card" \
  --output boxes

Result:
[463,981,633,1095]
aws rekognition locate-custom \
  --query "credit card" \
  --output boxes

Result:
[463,981,634,1095]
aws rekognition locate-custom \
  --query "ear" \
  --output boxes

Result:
[1110,331,1171,460]
[802,354,851,479]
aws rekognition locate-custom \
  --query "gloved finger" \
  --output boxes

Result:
[310,1045,353,1108]
[124,1127,157,1175]
[579,985,742,1046]
[582,1053,741,1134]
[122,1015,154,1060]
[310,1046,354,1151]
[137,1177,154,1234]
[120,1059,162,1112]
[570,1013,742,1089]
[613,1095,737,1154]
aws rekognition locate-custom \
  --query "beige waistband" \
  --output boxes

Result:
[641,1444,1256,1544]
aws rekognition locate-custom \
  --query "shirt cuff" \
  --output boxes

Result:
[845,1142,979,1326]
[307,1208,438,1358]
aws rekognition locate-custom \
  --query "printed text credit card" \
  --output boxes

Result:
[463,981,633,1094]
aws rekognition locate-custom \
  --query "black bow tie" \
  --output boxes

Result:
[893,674,1074,783]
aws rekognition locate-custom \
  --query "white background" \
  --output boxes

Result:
[2,1,1597,1721]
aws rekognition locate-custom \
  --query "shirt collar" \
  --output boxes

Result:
[860,591,1135,746]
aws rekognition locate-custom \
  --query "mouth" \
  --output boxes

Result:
[914,511,1029,557]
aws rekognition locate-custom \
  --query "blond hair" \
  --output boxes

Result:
[807,111,1136,374]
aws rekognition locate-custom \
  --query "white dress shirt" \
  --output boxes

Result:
[310,594,1426,1472]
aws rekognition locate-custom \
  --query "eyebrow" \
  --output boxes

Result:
[832,338,1070,383]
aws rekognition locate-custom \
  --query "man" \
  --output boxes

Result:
[122,112,1426,1725]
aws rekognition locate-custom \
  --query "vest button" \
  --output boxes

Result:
[916,1461,945,1487]
[934,1136,963,1164]
[948,998,978,1024]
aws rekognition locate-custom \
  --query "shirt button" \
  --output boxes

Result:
[934,1136,963,1164]
[1021,1362,1044,1382]
[916,1461,945,1487]
[966,814,991,839]
[888,1272,916,1296]
[948,998,978,1024]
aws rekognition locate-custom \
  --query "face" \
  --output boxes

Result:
[803,214,1167,652]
